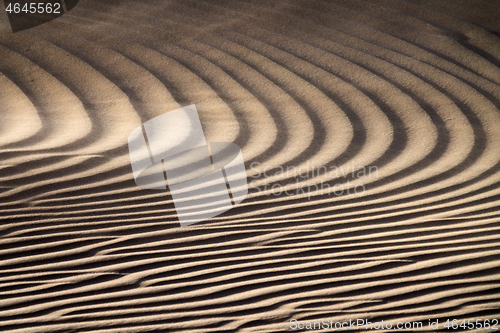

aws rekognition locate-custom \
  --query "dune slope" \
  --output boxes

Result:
[0,0,499,331]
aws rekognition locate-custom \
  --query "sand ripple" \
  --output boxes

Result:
[0,0,499,331]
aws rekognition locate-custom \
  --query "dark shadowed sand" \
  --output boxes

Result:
[0,0,499,332]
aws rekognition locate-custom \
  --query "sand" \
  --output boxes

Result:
[0,0,499,332]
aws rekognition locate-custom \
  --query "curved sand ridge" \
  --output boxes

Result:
[0,0,499,332]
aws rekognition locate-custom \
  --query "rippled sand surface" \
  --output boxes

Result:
[0,0,500,332]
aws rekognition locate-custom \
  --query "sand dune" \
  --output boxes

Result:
[0,0,499,332]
